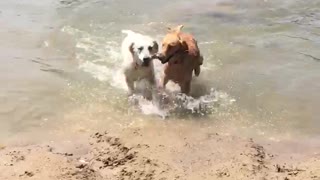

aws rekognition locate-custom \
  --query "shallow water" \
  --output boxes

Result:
[1,0,320,144]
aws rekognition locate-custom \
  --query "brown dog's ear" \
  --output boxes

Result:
[178,36,183,44]
[167,25,184,33]
[178,36,188,50]
[173,25,184,33]
[152,41,159,52]
[129,42,134,54]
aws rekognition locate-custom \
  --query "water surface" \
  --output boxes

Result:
[1,0,320,144]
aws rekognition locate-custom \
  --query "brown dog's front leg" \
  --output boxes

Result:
[194,55,203,76]
[181,81,191,95]
[194,65,201,76]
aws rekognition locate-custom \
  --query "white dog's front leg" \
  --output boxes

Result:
[161,75,169,89]
[144,75,156,101]
[147,72,156,87]
[125,76,134,96]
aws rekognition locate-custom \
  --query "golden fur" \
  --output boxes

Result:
[158,25,203,94]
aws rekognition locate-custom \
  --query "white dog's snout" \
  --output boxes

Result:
[138,54,152,61]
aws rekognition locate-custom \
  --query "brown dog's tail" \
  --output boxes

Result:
[194,55,203,76]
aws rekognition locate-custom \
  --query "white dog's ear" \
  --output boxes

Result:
[129,42,134,54]
[153,41,159,52]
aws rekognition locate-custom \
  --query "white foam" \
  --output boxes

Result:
[79,61,113,82]
[129,94,169,119]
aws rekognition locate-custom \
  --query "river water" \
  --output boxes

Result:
[1,0,320,144]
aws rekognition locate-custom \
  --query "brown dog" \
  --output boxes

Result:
[157,25,203,94]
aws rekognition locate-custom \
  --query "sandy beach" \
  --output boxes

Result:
[1,128,320,180]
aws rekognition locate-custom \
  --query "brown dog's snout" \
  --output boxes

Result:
[157,53,164,60]
[155,53,168,64]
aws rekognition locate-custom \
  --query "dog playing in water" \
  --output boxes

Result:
[157,25,203,95]
[121,30,159,99]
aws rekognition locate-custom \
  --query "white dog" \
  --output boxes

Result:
[121,30,159,99]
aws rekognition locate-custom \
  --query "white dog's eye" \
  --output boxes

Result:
[138,47,143,52]
[148,46,152,51]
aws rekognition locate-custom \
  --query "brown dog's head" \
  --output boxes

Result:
[158,25,187,64]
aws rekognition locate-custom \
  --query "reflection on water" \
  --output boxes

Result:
[1,0,320,143]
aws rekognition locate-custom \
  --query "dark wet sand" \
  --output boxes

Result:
[1,127,319,180]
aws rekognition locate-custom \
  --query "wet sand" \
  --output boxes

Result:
[1,128,320,180]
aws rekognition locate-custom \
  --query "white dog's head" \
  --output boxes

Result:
[129,36,159,67]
